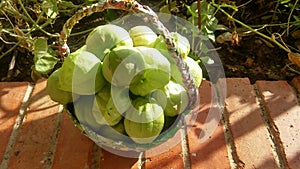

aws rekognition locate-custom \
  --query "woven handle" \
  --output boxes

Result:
[58,0,198,109]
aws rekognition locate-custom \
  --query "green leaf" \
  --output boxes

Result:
[280,0,291,4]
[33,38,59,74]
[201,56,214,65]
[186,1,218,41]
[58,1,79,9]
[188,1,198,17]
[200,42,209,54]
[35,53,59,74]
[84,0,97,4]
[207,34,215,41]
[106,9,119,21]
[42,0,58,19]
[159,1,177,14]
[186,4,197,17]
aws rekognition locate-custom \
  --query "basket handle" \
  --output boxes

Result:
[58,0,198,109]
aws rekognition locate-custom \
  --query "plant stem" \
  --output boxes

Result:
[0,42,21,60]
[271,0,281,24]
[0,11,58,60]
[197,0,201,31]
[249,21,300,28]
[287,0,299,35]
[212,3,291,53]
[2,5,29,22]
[17,0,58,37]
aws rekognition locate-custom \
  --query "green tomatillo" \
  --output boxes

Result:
[92,84,131,126]
[58,47,106,95]
[124,97,165,144]
[46,68,79,105]
[128,25,157,47]
[102,46,145,87]
[129,46,171,96]
[183,56,203,87]
[85,24,133,60]
[154,32,190,59]
[151,81,189,117]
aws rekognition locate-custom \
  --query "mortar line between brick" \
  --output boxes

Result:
[46,104,64,169]
[0,83,35,169]
[98,147,104,169]
[85,142,101,169]
[220,106,243,169]
[253,84,290,169]
[137,151,146,169]
[212,83,244,169]
[180,115,191,169]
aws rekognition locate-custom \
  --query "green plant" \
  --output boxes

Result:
[157,0,219,76]
[0,0,76,80]
[0,0,123,81]
[186,0,218,42]
[161,0,300,70]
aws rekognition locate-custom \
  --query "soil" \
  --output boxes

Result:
[0,0,299,84]
[217,35,299,84]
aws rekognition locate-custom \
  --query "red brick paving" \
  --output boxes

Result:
[256,80,300,169]
[51,113,95,169]
[0,82,28,162]
[145,131,184,169]
[99,150,139,169]
[7,80,61,169]
[187,81,231,169]
[0,78,300,169]
[226,78,278,169]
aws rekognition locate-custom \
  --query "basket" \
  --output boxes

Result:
[57,0,199,155]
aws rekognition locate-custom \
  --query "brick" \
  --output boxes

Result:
[52,113,95,169]
[0,82,28,161]
[187,80,231,168]
[226,78,277,169]
[98,130,182,169]
[7,80,61,169]
[145,131,184,169]
[291,77,300,93]
[99,150,139,169]
[256,80,300,169]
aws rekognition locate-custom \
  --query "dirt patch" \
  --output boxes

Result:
[217,35,299,84]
